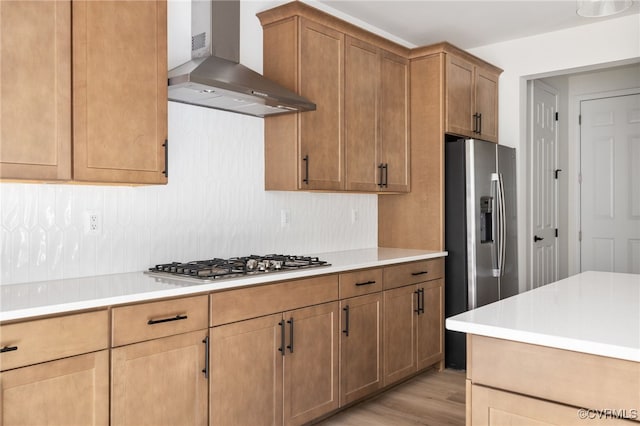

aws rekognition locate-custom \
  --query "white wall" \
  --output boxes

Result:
[0,1,378,286]
[469,13,640,290]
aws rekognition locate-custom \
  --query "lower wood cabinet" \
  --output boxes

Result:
[383,278,444,386]
[210,301,340,426]
[0,350,109,426]
[110,330,209,426]
[340,293,383,405]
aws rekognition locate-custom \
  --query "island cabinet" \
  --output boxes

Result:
[209,275,340,426]
[0,0,168,184]
[382,258,444,386]
[345,37,410,192]
[467,335,639,425]
[338,268,384,405]
[0,310,110,425]
[110,295,209,426]
[258,2,410,193]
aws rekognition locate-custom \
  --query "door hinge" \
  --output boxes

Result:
[555,112,559,121]
[578,230,582,241]
[578,173,582,184]
[555,228,558,238]
[578,114,582,125]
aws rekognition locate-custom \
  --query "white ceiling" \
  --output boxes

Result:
[314,0,640,49]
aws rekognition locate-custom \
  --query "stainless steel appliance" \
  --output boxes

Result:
[444,138,519,369]
[146,254,330,283]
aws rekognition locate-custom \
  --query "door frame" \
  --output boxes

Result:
[527,80,559,288]
[574,88,640,273]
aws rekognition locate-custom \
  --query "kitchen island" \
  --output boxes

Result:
[446,271,640,425]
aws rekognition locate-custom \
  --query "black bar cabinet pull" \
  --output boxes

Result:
[202,336,209,378]
[162,139,168,177]
[343,306,350,336]
[419,288,425,314]
[414,290,421,314]
[303,155,309,184]
[355,280,376,287]
[472,113,478,133]
[383,163,389,188]
[477,113,482,134]
[287,318,294,353]
[378,163,385,187]
[278,320,285,356]
[147,314,188,325]
[411,271,429,276]
[1,345,18,353]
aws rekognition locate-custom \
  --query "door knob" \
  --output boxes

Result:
[533,235,544,242]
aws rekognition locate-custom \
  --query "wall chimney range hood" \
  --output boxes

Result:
[168,0,315,117]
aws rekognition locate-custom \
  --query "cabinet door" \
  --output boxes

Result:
[344,37,379,191]
[475,67,499,143]
[72,0,167,184]
[111,330,208,426]
[0,0,71,180]
[416,279,444,370]
[379,50,410,192]
[445,54,474,138]
[283,301,340,426]
[299,19,344,190]
[210,314,283,426]
[0,350,109,425]
[340,293,383,405]
[383,285,417,386]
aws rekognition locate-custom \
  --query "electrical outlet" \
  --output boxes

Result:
[85,211,101,235]
[280,209,290,227]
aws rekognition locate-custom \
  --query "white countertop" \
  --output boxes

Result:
[446,271,640,362]
[0,247,446,322]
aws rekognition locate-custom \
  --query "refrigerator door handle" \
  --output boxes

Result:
[491,173,500,277]
[496,173,507,279]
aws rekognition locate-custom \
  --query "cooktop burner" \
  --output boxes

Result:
[146,254,330,282]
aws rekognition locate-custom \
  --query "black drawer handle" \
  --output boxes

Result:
[1,345,18,353]
[411,271,429,276]
[287,318,294,353]
[147,314,188,325]
[355,280,376,286]
[202,336,209,378]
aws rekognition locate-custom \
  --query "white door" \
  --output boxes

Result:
[580,93,640,273]
[530,81,559,288]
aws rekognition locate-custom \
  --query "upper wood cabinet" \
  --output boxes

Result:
[259,2,410,193]
[0,0,168,184]
[345,37,409,192]
[0,0,72,180]
[445,53,500,143]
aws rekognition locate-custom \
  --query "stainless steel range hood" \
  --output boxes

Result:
[168,0,315,117]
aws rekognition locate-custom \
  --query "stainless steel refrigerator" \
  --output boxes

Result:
[444,138,519,369]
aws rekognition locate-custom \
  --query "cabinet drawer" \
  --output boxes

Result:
[112,295,208,347]
[0,310,109,371]
[210,275,339,326]
[383,258,443,290]
[339,268,383,298]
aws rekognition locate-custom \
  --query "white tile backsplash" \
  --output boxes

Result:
[0,102,378,285]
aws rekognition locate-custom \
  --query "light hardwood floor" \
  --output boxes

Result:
[316,369,466,425]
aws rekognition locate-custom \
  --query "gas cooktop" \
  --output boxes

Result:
[146,254,330,283]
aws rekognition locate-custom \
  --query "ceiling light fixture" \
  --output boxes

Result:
[577,0,632,17]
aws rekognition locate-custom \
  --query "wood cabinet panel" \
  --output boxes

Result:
[283,302,340,425]
[340,293,383,405]
[210,314,284,426]
[445,54,474,137]
[0,350,109,426]
[111,295,208,347]
[475,68,499,143]
[210,274,338,326]
[298,18,344,190]
[72,0,167,184]
[383,284,417,385]
[111,330,209,426]
[339,268,383,298]
[416,279,444,370]
[0,310,108,371]
[0,0,71,180]
[383,258,444,290]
